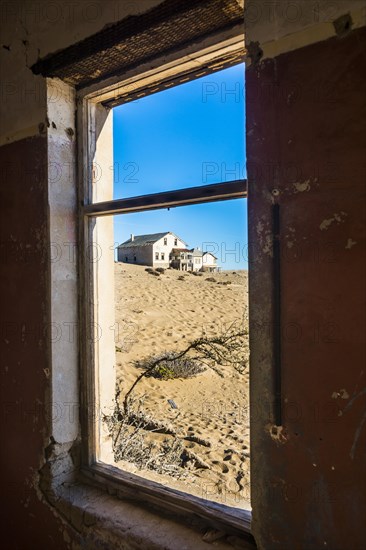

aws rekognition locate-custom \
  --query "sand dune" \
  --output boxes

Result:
[112,262,250,510]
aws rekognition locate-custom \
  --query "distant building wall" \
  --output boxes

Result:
[202,253,217,271]
[117,244,153,266]
[153,234,185,267]
[193,256,203,271]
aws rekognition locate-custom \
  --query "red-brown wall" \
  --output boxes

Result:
[248,27,366,549]
[0,136,69,548]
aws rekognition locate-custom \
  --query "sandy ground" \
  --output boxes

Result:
[111,262,250,509]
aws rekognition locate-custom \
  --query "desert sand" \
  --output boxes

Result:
[112,262,250,510]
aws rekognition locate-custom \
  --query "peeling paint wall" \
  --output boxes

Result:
[0,135,71,547]
[0,2,166,548]
[0,0,164,145]
[247,14,366,550]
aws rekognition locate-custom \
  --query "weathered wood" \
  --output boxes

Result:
[84,180,247,217]
[81,463,253,537]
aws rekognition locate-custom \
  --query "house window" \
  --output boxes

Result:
[79,42,248,535]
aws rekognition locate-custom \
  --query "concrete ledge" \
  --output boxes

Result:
[49,481,255,550]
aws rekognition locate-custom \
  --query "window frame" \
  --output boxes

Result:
[77,37,250,536]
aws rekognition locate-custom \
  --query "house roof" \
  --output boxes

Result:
[190,247,203,257]
[118,232,186,248]
[203,251,218,260]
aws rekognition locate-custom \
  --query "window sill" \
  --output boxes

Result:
[50,478,255,550]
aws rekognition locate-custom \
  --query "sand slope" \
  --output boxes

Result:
[112,263,250,509]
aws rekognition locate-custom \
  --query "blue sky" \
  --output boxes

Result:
[113,63,247,270]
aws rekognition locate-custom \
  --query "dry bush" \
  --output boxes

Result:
[105,396,188,478]
[141,354,206,380]
[122,323,248,413]
[108,322,249,479]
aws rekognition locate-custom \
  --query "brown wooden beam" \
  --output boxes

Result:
[83,180,247,217]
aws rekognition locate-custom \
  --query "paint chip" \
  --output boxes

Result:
[320,212,347,231]
[332,389,349,400]
[346,238,357,249]
[267,424,288,444]
[293,180,311,193]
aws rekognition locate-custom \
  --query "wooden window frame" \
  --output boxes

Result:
[77,37,250,538]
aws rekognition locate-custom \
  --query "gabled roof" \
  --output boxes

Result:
[203,251,218,260]
[118,232,186,248]
[190,247,203,257]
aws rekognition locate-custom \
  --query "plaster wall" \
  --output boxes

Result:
[247,22,366,550]
[0,2,165,547]
[0,0,164,145]
[118,244,154,266]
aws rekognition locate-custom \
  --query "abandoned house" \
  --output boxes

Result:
[0,1,365,549]
[117,231,187,268]
[169,247,196,271]
[201,251,219,272]
[118,232,219,271]
[169,247,219,272]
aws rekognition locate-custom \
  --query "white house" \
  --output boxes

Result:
[170,246,203,272]
[117,232,219,272]
[117,232,187,268]
[202,252,219,272]
[191,248,204,271]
